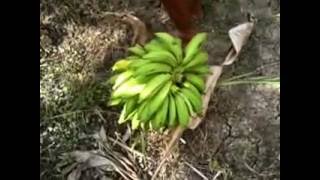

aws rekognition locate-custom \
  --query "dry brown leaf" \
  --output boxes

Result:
[223,22,254,65]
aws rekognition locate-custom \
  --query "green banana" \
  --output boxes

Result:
[184,65,211,75]
[125,97,138,118]
[135,62,172,76]
[170,84,180,94]
[168,93,177,127]
[112,78,145,98]
[183,81,204,95]
[137,100,150,122]
[154,32,176,44]
[112,59,132,72]
[108,98,123,106]
[184,73,205,93]
[138,100,152,122]
[154,32,183,62]
[160,97,169,127]
[119,98,138,124]
[127,55,140,60]
[131,112,140,130]
[147,80,172,118]
[118,105,127,124]
[170,38,183,62]
[128,44,146,57]
[134,74,156,84]
[139,74,171,102]
[180,87,202,113]
[112,71,134,90]
[178,90,196,117]
[183,51,208,69]
[128,59,148,69]
[151,97,169,130]
[144,39,167,52]
[142,51,177,67]
[173,92,190,127]
[126,109,137,121]
[107,74,119,85]
[183,33,207,65]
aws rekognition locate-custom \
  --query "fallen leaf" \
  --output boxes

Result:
[223,22,254,65]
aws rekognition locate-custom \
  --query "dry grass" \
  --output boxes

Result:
[40,0,132,179]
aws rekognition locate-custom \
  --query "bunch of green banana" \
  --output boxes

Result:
[108,32,211,131]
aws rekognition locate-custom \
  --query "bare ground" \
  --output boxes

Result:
[40,0,280,179]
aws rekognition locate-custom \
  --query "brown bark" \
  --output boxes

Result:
[160,0,203,43]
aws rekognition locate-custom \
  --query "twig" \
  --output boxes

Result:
[108,137,153,162]
[218,79,279,87]
[243,161,276,177]
[43,110,89,120]
[184,161,209,180]
[212,170,223,180]
[219,62,279,86]
[94,108,107,122]
[220,61,279,82]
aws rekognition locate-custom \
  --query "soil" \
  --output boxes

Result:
[40,0,280,179]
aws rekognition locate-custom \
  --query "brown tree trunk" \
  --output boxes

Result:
[160,0,203,43]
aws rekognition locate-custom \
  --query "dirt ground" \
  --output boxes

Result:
[40,0,280,179]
